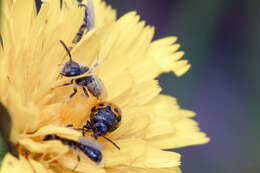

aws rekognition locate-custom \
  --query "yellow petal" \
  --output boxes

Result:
[107,166,181,173]
[6,90,39,143]
[0,154,34,173]
[130,80,161,106]
[147,37,191,77]
[93,0,116,29]
[103,139,180,168]
[147,131,210,149]
[144,118,210,149]
[29,125,81,141]
[109,109,150,139]
[29,158,54,173]
[112,80,161,107]
[18,138,68,154]
[142,95,209,149]
[144,94,181,121]
[105,72,134,100]
[12,0,36,45]
[57,154,106,173]
[145,120,177,139]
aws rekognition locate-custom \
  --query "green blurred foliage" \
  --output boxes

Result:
[0,134,8,164]
[0,0,7,164]
[246,0,260,142]
[0,103,11,164]
[0,103,17,163]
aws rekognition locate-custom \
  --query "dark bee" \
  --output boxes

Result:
[73,0,95,43]
[43,134,103,169]
[81,101,122,150]
[53,40,106,100]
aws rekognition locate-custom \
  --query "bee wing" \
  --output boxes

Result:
[90,75,107,99]
[88,58,102,73]
[94,75,107,99]
[78,136,104,151]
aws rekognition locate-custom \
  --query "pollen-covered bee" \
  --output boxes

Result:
[68,102,122,149]
[81,101,122,150]
[52,40,106,101]
[43,134,103,169]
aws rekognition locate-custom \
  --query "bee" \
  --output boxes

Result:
[53,40,106,101]
[81,101,122,150]
[43,134,103,170]
[73,0,95,43]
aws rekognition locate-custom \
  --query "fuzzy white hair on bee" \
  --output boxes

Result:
[78,136,104,151]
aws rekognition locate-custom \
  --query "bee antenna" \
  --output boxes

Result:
[102,136,120,150]
[59,40,72,62]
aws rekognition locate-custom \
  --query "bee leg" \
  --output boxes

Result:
[67,124,85,133]
[82,87,89,97]
[70,87,78,98]
[78,3,86,8]
[64,87,77,102]
[51,79,74,90]
[89,59,102,73]
[86,120,92,128]
[81,122,92,136]
[72,153,81,172]
[81,127,86,136]
[77,0,86,7]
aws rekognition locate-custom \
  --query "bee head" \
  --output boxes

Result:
[61,61,88,76]
[59,40,89,76]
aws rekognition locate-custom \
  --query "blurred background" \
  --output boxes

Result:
[108,0,259,173]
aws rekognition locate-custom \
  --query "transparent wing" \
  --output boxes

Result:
[78,136,104,151]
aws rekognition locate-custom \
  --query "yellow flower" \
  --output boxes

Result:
[0,0,209,172]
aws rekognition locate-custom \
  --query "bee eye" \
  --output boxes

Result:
[99,103,104,107]
[117,116,121,122]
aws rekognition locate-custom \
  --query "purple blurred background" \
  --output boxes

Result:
[108,0,259,173]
